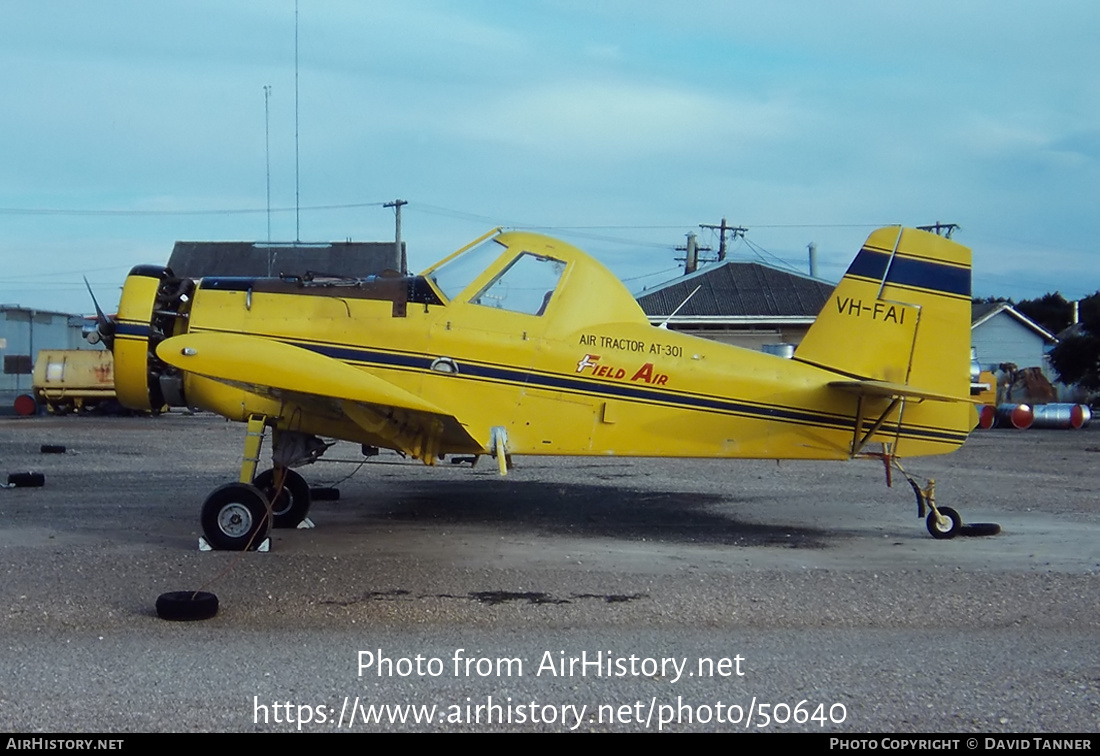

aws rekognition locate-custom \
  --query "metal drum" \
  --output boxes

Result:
[976,404,996,429]
[995,403,1034,429]
[1030,403,1092,429]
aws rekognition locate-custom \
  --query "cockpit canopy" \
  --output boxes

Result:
[422,230,648,330]
[429,238,566,316]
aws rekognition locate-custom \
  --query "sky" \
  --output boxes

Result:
[1,1,1098,315]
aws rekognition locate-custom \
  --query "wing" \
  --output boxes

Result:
[156,332,483,460]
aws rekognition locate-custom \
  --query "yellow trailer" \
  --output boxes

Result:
[32,349,116,413]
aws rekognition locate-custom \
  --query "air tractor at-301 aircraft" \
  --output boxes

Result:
[89,225,977,550]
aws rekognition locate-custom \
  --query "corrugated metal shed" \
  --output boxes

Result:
[1,305,97,410]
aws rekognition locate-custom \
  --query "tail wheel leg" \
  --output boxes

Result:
[895,461,963,540]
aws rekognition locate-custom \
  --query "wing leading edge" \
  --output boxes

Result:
[156,332,483,460]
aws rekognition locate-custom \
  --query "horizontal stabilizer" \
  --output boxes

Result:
[828,380,970,404]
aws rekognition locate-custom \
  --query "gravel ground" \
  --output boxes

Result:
[0,414,1097,733]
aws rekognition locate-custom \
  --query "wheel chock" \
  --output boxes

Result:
[198,536,270,551]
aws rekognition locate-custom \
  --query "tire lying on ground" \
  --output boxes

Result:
[7,472,45,487]
[155,591,219,621]
[960,523,1001,537]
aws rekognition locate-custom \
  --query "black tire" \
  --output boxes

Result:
[40,444,66,454]
[156,591,219,621]
[7,472,45,487]
[960,522,1001,537]
[200,483,271,550]
[253,468,312,528]
[926,506,962,539]
[310,486,340,501]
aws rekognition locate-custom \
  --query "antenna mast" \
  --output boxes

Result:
[294,0,300,242]
[263,85,271,245]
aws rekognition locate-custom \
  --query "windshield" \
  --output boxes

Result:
[427,238,506,301]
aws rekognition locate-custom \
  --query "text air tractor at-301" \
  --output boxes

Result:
[102,226,977,550]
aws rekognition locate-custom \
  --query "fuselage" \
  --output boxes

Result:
[112,230,972,462]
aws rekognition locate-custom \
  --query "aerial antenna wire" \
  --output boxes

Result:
[658,285,702,330]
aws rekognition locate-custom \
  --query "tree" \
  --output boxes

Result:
[1016,292,1074,336]
[1048,291,1100,394]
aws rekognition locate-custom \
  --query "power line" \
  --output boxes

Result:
[621,266,682,283]
[0,201,391,217]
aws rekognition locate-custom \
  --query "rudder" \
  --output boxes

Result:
[795,227,972,401]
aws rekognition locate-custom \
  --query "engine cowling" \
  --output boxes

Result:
[113,266,192,411]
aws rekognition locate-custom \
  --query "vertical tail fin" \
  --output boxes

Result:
[795,227,972,400]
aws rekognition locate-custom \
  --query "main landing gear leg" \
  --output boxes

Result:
[199,414,273,551]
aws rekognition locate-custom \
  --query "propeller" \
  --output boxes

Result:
[83,276,116,349]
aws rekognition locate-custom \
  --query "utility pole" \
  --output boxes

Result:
[699,218,747,261]
[685,233,698,274]
[916,221,959,239]
[384,199,408,273]
[676,233,711,274]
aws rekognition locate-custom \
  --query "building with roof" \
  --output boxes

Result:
[970,301,1057,375]
[634,260,834,350]
[1,305,97,412]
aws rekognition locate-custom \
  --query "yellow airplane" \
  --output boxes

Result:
[97,225,976,550]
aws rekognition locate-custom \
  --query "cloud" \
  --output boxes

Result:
[444,80,798,161]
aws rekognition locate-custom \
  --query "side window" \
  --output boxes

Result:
[470,253,566,316]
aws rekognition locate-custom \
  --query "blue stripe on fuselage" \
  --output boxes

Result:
[277,335,967,446]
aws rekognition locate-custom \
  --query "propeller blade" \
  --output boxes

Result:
[83,276,116,348]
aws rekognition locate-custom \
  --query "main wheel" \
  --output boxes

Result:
[253,468,311,528]
[200,483,271,550]
[926,506,962,540]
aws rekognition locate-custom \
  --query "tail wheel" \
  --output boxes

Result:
[926,506,962,540]
[200,483,271,550]
[253,468,312,528]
